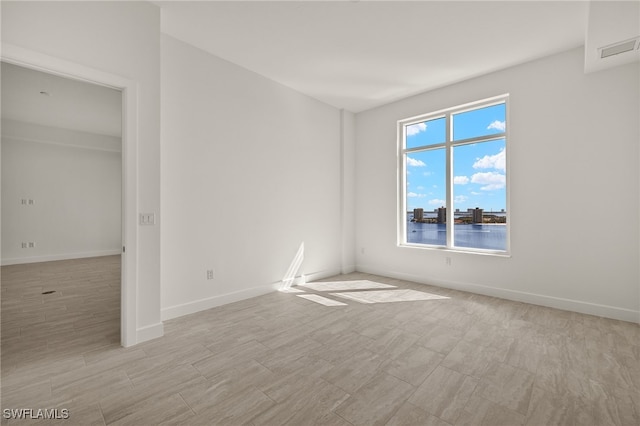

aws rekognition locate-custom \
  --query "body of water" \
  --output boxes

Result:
[407,220,507,251]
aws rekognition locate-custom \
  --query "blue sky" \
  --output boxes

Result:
[405,103,506,213]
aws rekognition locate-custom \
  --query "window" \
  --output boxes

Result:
[399,95,509,253]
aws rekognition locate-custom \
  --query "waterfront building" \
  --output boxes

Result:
[472,207,483,224]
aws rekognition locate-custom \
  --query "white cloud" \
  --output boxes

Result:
[471,172,506,190]
[473,148,505,171]
[428,199,446,206]
[406,122,427,136]
[408,192,427,198]
[454,175,469,185]
[455,195,468,203]
[487,120,506,131]
[407,156,426,167]
[416,186,425,190]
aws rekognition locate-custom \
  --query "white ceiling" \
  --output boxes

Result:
[1,62,122,137]
[159,0,592,112]
[2,1,636,137]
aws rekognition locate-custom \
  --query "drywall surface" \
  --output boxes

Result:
[2,1,162,339]
[341,109,356,274]
[1,121,121,264]
[355,47,639,322]
[160,35,342,318]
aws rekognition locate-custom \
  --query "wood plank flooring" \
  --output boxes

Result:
[1,256,639,425]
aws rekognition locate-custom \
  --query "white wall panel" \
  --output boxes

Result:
[160,35,342,317]
[355,48,639,322]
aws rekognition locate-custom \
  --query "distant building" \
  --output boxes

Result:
[437,207,446,224]
[472,207,483,223]
[413,208,424,221]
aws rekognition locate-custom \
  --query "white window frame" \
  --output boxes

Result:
[398,94,510,255]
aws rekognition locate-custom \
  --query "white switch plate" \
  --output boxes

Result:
[139,213,156,225]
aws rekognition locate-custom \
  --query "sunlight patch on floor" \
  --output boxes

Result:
[330,289,449,304]
[299,280,396,292]
[297,294,348,306]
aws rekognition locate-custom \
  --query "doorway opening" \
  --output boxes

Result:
[1,45,139,347]
[1,62,123,356]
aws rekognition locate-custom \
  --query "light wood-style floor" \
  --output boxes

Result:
[1,256,639,425]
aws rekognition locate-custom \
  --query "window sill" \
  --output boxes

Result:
[398,243,511,258]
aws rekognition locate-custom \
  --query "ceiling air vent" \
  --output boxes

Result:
[599,37,640,59]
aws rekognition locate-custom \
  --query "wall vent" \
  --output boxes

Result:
[599,37,640,59]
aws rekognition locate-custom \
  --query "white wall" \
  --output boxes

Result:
[355,47,639,322]
[1,121,121,264]
[341,109,356,274]
[161,35,342,319]
[1,1,162,340]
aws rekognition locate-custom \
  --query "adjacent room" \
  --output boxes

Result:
[1,62,123,362]
[1,1,638,425]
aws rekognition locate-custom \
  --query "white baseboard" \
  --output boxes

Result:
[162,282,280,321]
[161,268,342,322]
[300,268,342,284]
[357,265,640,324]
[1,249,122,266]
[136,322,164,344]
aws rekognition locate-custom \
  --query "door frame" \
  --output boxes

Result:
[1,43,139,347]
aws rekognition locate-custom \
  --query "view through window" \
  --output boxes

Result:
[399,95,509,253]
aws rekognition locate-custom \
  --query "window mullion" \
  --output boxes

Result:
[445,112,453,248]
[404,143,446,154]
[451,133,506,147]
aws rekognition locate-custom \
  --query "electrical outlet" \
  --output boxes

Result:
[139,213,156,226]
[361,247,365,255]
[21,242,27,249]
[206,269,214,280]
[445,257,452,266]
[28,242,35,248]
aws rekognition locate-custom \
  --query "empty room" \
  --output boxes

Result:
[1,1,638,425]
